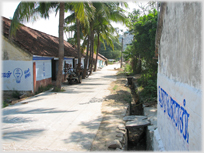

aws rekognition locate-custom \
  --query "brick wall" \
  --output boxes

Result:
[35,78,52,92]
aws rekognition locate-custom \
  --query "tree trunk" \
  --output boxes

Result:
[90,36,94,74]
[55,2,64,90]
[94,33,100,72]
[76,18,81,72]
[120,37,123,68]
[82,35,90,79]
[138,55,142,73]
[89,23,94,75]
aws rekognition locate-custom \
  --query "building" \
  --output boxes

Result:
[154,2,202,151]
[2,17,83,93]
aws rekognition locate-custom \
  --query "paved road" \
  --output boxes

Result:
[2,63,120,151]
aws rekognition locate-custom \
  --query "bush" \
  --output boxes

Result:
[3,101,9,108]
[12,90,21,98]
[124,63,133,74]
[137,70,157,103]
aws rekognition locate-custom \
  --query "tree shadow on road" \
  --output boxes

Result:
[62,117,102,150]
[3,129,45,141]
[3,107,77,115]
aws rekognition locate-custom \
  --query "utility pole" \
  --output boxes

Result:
[121,37,123,68]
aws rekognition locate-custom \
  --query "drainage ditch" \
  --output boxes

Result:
[126,80,147,151]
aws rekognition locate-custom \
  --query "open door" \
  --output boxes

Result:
[52,58,56,81]
[33,62,36,92]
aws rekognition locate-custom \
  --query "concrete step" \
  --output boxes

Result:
[123,115,147,121]
[125,118,151,129]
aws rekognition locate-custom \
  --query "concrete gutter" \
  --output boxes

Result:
[132,80,165,151]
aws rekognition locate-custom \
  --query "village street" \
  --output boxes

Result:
[2,63,120,151]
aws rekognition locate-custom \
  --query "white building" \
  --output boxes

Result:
[2,17,82,93]
[154,2,202,151]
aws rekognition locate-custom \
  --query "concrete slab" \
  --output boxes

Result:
[123,115,147,121]
[2,63,120,151]
[126,118,151,129]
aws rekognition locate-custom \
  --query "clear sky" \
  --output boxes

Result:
[1,1,142,40]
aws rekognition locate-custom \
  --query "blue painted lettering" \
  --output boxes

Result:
[2,71,12,78]
[158,87,190,144]
[24,68,31,79]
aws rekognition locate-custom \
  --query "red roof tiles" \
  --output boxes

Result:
[2,17,79,58]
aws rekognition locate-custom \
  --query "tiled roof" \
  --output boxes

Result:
[98,53,108,61]
[84,50,107,61]
[2,17,79,58]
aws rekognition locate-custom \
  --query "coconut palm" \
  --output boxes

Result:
[64,2,95,81]
[64,2,94,77]
[55,2,65,90]
[64,2,128,74]
[92,2,128,72]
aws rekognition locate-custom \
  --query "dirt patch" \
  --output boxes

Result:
[90,69,149,151]
[91,69,131,151]
[2,91,31,107]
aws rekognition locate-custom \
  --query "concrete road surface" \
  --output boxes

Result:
[2,63,120,151]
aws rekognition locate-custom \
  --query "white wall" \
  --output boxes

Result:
[156,2,202,151]
[157,73,201,151]
[2,60,33,91]
[97,60,100,69]
[35,60,52,81]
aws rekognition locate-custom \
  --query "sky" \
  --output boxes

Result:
[1,1,143,40]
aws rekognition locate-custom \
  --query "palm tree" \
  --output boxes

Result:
[55,2,65,90]
[92,2,128,72]
[64,2,128,75]
[9,2,67,90]
[64,2,94,80]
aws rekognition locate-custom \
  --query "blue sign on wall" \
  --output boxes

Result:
[13,68,23,83]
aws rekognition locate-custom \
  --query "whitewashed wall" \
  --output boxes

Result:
[2,60,33,91]
[35,60,52,81]
[97,60,100,69]
[156,2,202,151]
[157,73,201,151]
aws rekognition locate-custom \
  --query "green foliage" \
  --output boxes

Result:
[124,9,158,104]
[123,44,133,61]
[123,94,132,104]
[3,101,9,108]
[99,39,121,60]
[137,73,157,103]
[124,63,133,74]
[113,85,118,90]
[12,90,21,98]
[133,9,157,63]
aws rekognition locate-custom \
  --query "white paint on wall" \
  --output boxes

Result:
[2,60,33,91]
[153,128,165,151]
[35,60,52,81]
[97,60,100,69]
[157,73,201,151]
